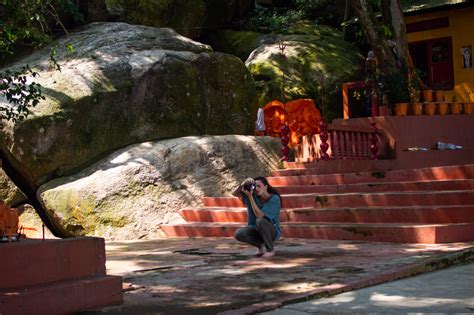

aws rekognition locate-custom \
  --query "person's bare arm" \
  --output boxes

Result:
[242,188,265,218]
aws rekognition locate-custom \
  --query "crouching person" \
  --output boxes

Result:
[233,176,281,258]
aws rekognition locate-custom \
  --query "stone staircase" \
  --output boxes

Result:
[0,237,123,314]
[161,164,474,244]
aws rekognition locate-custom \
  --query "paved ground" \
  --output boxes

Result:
[262,262,474,314]
[89,238,474,315]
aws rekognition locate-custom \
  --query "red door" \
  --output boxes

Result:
[428,37,454,89]
[409,37,454,90]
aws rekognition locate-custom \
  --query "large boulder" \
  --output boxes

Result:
[105,0,254,39]
[246,22,363,120]
[209,21,364,120]
[38,135,281,239]
[204,30,272,61]
[0,22,257,185]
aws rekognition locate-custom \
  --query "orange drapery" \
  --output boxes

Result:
[262,99,322,147]
[285,99,321,147]
[263,100,288,137]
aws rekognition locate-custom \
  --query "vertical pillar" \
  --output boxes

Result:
[343,83,350,119]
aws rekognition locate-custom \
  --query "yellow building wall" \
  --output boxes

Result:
[405,6,474,102]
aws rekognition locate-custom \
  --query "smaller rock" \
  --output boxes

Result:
[39,135,281,240]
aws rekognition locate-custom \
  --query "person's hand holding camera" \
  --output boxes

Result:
[241,178,255,196]
[232,177,255,197]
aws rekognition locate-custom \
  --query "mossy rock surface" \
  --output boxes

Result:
[0,23,257,185]
[205,30,271,61]
[39,135,281,239]
[210,21,363,120]
[0,170,27,207]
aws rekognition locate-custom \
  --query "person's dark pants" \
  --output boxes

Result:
[234,217,277,251]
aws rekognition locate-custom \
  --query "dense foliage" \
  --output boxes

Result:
[0,0,80,121]
[0,65,44,121]
[0,0,81,60]
[240,0,346,32]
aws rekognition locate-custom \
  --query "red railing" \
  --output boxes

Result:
[291,120,380,162]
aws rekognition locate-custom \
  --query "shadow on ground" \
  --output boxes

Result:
[82,238,474,314]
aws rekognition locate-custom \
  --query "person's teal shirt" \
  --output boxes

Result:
[243,193,281,241]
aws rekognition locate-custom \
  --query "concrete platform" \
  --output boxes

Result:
[1,237,107,288]
[0,237,123,315]
[86,238,474,314]
[262,262,474,314]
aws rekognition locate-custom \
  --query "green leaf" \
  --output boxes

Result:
[66,43,75,53]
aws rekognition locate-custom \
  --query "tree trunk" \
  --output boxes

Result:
[351,0,414,103]
[343,0,352,40]
[350,0,398,76]
[0,138,63,237]
[381,0,409,63]
[380,0,427,90]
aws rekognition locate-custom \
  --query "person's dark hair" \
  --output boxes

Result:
[254,176,281,199]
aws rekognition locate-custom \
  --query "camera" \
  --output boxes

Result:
[242,183,255,191]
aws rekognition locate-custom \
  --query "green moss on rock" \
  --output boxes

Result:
[41,186,133,237]
[0,170,27,207]
[245,21,363,120]
[206,30,265,61]
[2,23,256,185]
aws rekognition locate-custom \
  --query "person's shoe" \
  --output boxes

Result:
[254,245,265,257]
[262,250,275,258]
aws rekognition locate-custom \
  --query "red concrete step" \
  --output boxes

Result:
[283,159,395,173]
[270,164,474,185]
[160,222,474,244]
[283,205,474,224]
[203,190,474,208]
[161,222,240,238]
[1,237,107,289]
[282,222,474,244]
[180,207,247,223]
[274,179,474,194]
[180,205,474,224]
[0,275,123,315]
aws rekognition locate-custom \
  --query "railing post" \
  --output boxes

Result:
[370,122,379,160]
[335,131,342,159]
[363,133,369,159]
[280,124,290,161]
[354,132,360,159]
[329,130,335,159]
[319,118,330,160]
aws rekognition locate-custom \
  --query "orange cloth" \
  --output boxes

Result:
[261,99,321,146]
[263,100,288,137]
[284,99,321,147]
